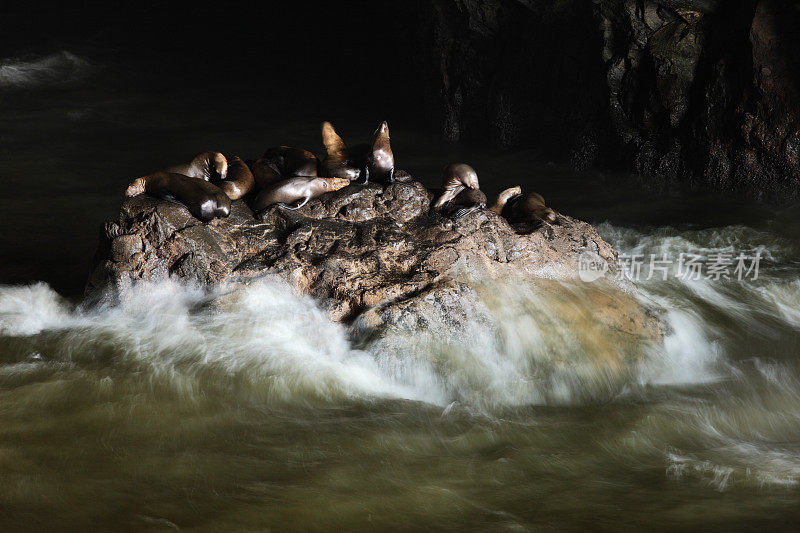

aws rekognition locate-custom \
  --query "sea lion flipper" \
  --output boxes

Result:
[277,196,310,210]
[452,206,479,219]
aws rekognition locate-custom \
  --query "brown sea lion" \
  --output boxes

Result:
[448,188,488,219]
[220,156,255,200]
[247,157,281,188]
[252,176,350,212]
[164,151,228,181]
[508,192,557,224]
[432,163,480,209]
[488,186,522,215]
[248,146,321,189]
[364,121,394,183]
[320,121,397,184]
[263,146,320,177]
[125,172,231,222]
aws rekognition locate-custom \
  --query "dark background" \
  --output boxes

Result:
[2,2,427,122]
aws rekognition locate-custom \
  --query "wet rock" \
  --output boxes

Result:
[87,177,664,350]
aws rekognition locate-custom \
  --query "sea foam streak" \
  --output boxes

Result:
[0,51,92,89]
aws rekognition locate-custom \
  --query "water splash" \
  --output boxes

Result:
[0,51,92,89]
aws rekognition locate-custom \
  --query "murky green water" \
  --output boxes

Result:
[2,50,800,531]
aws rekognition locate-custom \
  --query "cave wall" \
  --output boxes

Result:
[420,0,800,201]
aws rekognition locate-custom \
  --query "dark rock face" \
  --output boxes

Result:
[422,0,800,200]
[600,0,800,200]
[417,0,610,159]
[87,176,663,351]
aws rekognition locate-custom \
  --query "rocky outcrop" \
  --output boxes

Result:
[87,175,663,353]
[599,0,800,200]
[421,0,800,200]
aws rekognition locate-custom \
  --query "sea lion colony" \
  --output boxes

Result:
[124,121,557,226]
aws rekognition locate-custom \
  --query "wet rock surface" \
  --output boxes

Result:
[87,175,663,349]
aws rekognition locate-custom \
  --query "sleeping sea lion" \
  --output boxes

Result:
[508,192,557,224]
[263,146,320,177]
[320,121,397,184]
[252,176,350,213]
[125,172,231,222]
[248,146,321,188]
[488,186,522,215]
[164,151,228,181]
[432,163,480,209]
[247,157,281,188]
[220,156,255,200]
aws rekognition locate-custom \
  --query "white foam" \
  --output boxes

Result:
[0,51,92,89]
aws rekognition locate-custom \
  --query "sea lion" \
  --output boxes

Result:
[125,172,231,222]
[164,151,228,181]
[252,176,350,212]
[432,163,480,209]
[219,156,255,200]
[447,188,488,219]
[248,146,321,189]
[508,192,557,224]
[488,186,522,215]
[247,157,281,188]
[364,121,394,183]
[320,121,397,184]
[263,145,320,177]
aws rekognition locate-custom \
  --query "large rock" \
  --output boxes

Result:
[87,176,664,356]
[420,0,800,200]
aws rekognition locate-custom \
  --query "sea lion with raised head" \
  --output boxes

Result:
[432,163,480,209]
[125,172,231,222]
[220,156,255,200]
[488,186,522,215]
[320,121,397,184]
[252,176,350,213]
[508,192,557,224]
[164,151,228,181]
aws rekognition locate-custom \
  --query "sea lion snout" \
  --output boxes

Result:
[125,177,146,197]
[322,177,351,191]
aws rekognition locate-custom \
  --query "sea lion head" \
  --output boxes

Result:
[317,177,350,192]
[369,120,394,172]
[539,207,557,223]
[521,194,556,223]
[499,186,522,203]
[125,177,147,197]
[321,121,347,158]
[444,163,479,190]
[488,185,522,215]
[211,152,228,180]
